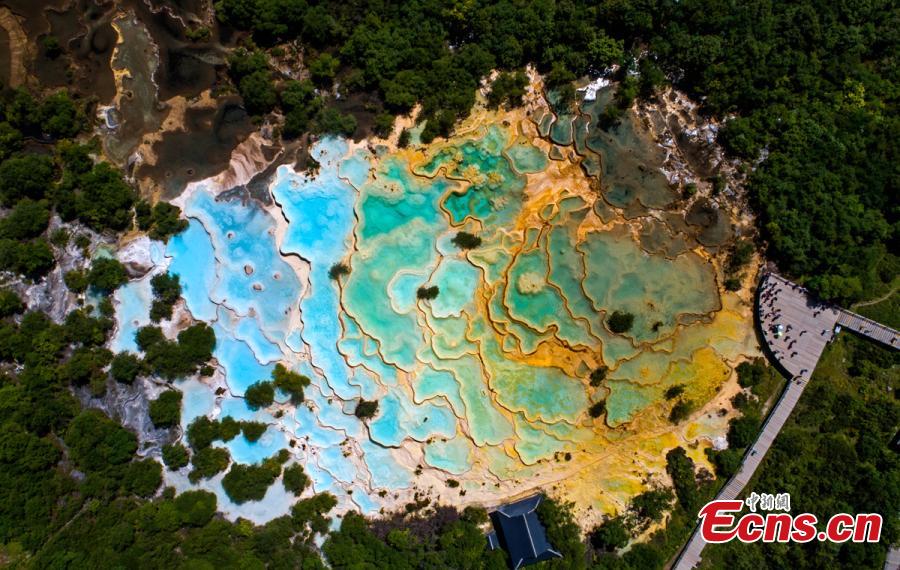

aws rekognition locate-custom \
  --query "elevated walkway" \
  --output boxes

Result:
[672,272,898,569]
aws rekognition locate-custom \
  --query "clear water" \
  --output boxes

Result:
[149,104,756,523]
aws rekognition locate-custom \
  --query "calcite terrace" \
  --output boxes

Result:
[146,89,758,527]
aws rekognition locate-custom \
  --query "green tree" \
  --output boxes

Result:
[149,390,183,429]
[664,385,685,400]
[149,273,181,323]
[589,401,606,418]
[64,409,138,472]
[591,516,629,552]
[451,232,482,250]
[328,262,350,280]
[175,490,218,526]
[110,352,144,384]
[189,447,231,483]
[486,72,527,109]
[0,289,24,318]
[239,70,278,116]
[314,106,357,137]
[245,381,275,409]
[148,202,188,241]
[222,458,281,504]
[354,399,378,420]
[271,363,310,404]
[666,447,700,512]
[417,286,439,300]
[124,459,163,497]
[73,163,136,231]
[606,311,634,334]
[668,399,693,424]
[727,415,760,449]
[162,443,190,470]
[0,155,55,206]
[0,122,23,161]
[309,53,340,87]
[629,488,673,529]
[373,113,395,138]
[87,258,128,293]
[283,463,310,496]
[589,366,608,387]
[241,421,267,442]
[0,199,50,240]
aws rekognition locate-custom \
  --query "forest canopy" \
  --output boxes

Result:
[215,0,895,303]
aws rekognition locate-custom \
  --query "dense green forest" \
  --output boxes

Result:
[702,335,900,569]
[215,0,896,303]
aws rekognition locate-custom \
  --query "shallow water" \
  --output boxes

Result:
[144,101,756,523]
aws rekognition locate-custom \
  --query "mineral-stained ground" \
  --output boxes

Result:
[106,82,761,527]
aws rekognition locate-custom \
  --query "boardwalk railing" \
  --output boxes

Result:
[836,310,900,348]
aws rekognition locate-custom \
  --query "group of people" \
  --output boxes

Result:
[758,276,818,381]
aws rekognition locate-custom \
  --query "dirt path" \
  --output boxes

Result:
[851,284,899,310]
[0,7,29,88]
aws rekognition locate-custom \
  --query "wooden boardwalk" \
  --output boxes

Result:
[672,273,899,570]
[836,311,900,348]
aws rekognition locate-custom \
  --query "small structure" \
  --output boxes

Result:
[487,494,562,569]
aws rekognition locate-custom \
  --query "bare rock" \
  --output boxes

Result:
[117,236,157,278]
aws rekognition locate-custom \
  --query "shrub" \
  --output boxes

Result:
[110,352,143,384]
[451,232,482,250]
[272,363,311,404]
[589,401,606,418]
[329,262,350,280]
[0,289,24,318]
[241,421,267,442]
[668,399,693,424]
[87,258,128,293]
[589,366,608,387]
[664,385,685,400]
[124,459,162,497]
[189,447,230,483]
[283,463,310,496]
[727,415,760,449]
[222,458,281,503]
[354,399,379,420]
[149,390,182,429]
[416,286,439,300]
[591,516,629,552]
[245,381,275,409]
[149,273,181,322]
[606,311,634,333]
[162,443,190,470]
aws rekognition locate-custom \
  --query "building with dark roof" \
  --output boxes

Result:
[486,494,563,569]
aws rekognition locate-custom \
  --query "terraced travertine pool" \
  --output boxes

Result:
[123,94,758,526]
